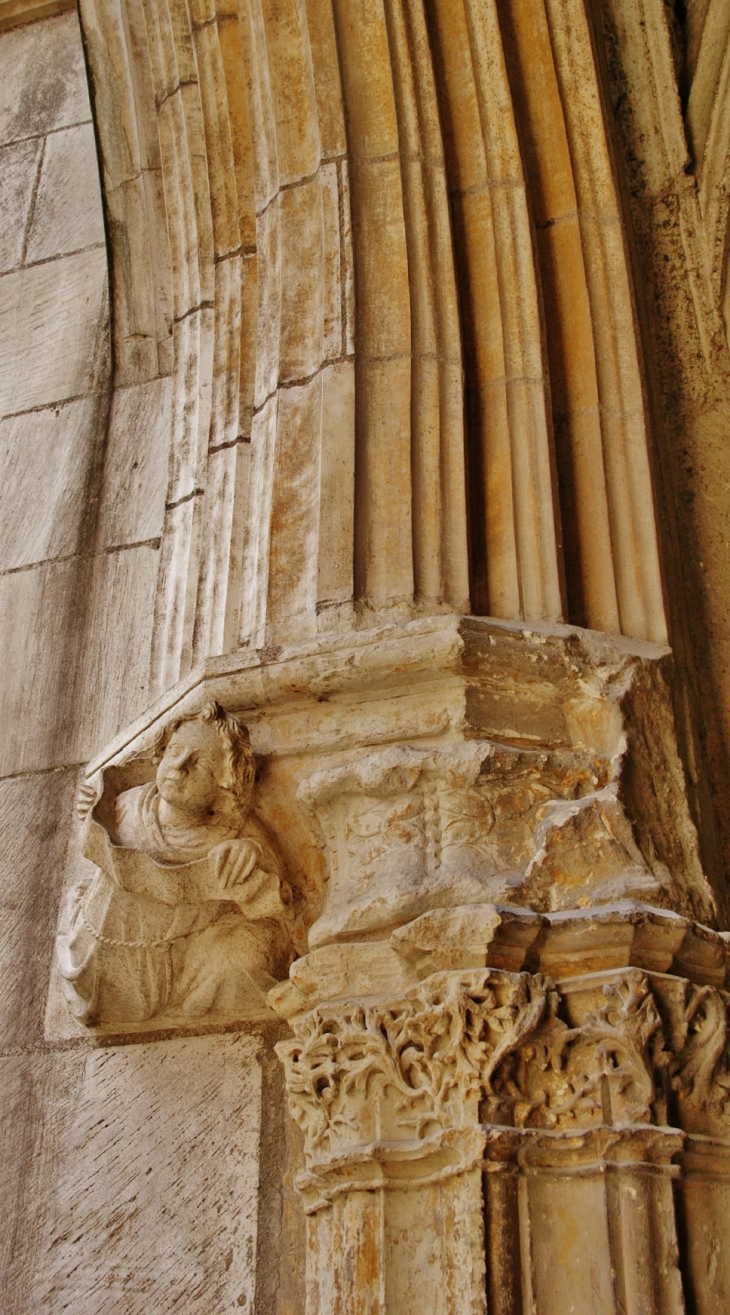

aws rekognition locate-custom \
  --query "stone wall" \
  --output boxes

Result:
[0,11,302,1312]
[2,3,730,1313]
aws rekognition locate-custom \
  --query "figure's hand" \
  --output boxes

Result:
[76,778,101,823]
[212,839,261,894]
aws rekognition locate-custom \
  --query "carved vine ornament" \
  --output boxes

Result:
[277,967,730,1169]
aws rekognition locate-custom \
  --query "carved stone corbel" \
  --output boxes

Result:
[55,701,294,1031]
[45,614,730,1308]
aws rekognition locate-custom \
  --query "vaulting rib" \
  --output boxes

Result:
[80,0,669,675]
[428,0,564,624]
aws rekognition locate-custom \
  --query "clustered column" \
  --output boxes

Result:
[277,957,730,1314]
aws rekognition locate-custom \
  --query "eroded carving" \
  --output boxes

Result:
[300,741,662,948]
[279,966,730,1172]
[484,970,667,1130]
[57,702,293,1028]
[277,969,547,1162]
[658,979,730,1136]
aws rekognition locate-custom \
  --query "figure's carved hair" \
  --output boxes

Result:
[152,700,255,805]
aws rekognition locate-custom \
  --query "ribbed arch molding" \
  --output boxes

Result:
[79,0,668,697]
[686,0,730,348]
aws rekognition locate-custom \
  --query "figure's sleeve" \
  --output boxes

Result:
[81,817,188,904]
[224,862,290,921]
[111,844,238,907]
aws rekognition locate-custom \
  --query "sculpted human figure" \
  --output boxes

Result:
[57,702,293,1027]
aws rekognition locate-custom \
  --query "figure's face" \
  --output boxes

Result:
[156,721,229,817]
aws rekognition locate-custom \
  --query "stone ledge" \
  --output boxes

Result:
[85,613,668,773]
[273,902,730,1022]
[0,0,75,33]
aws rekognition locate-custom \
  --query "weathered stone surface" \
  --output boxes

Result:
[95,378,171,550]
[42,1035,262,1313]
[298,738,662,945]
[0,396,104,570]
[0,1,75,33]
[1,1036,263,1314]
[25,121,104,262]
[680,1138,730,1315]
[0,248,109,416]
[0,558,90,775]
[86,616,716,946]
[0,1050,76,1314]
[598,0,730,893]
[0,769,76,1046]
[0,136,41,271]
[0,10,89,143]
[0,547,157,778]
[74,543,159,760]
[2,2,730,1312]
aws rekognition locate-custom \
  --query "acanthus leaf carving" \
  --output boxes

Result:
[280,965,730,1176]
[484,969,668,1130]
[276,969,548,1162]
[663,980,730,1135]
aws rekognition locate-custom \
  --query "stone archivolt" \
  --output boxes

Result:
[79,0,668,705]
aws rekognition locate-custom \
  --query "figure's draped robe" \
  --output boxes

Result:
[57,781,290,1025]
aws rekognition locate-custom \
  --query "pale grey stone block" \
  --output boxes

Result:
[0,1050,83,1313]
[0,247,109,416]
[0,12,90,147]
[25,122,105,263]
[0,557,88,776]
[0,547,157,777]
[74,542,159,759]
[1,557,132,750]
[1,1037,262,1314]
[96,377,172,549]
[0,396,103,570]
[0,137,41,273]
[0,769,77,1047]
[38,1036,262,1313]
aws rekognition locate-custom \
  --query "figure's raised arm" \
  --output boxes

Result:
[76,774,102,822]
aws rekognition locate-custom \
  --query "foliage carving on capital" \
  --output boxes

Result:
[277,970,547,1161]
[279,967,730,1164]
[484,970,668,1130]
[663,980,730,1135]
